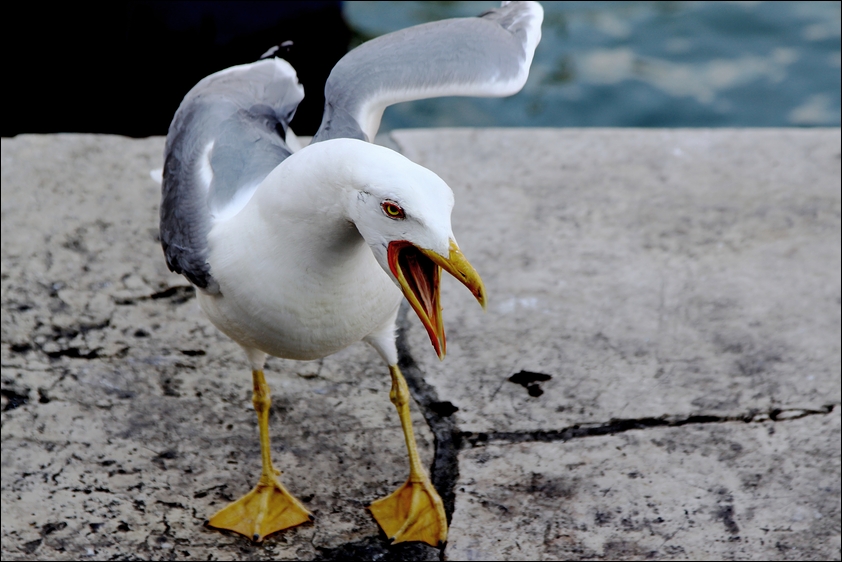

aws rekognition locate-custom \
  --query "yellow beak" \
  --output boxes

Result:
[388,239,486,359]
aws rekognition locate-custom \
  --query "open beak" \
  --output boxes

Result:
[387,239,486,359]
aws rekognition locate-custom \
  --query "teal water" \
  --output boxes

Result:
[343,1,841,129]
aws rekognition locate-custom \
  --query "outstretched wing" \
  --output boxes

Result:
[160,57,304,293]
[312,1,543,143]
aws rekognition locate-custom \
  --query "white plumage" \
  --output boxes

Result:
[200,139,455,366]
[159,1,542,546]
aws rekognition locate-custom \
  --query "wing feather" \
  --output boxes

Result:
[313,1,543,143]
[160,57,304,292]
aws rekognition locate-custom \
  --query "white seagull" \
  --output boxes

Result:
[160,1,542,546]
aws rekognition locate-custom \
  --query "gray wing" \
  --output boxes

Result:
[312,1,543,143]
[160,58,304,293]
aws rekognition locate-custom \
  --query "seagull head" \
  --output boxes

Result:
[342,141,487,359]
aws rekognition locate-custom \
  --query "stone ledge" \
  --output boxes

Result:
[2,129,839,560]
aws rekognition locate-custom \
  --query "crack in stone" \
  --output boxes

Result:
[462,404,838,447]
[313,302,458,562]
[114,285,195,306]
[44,346,102,360]
[313,535,439,561]
[395,303,461,528]
[314,307,839,561]
[1,387,30,411]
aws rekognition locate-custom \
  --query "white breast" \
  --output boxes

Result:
[198,158,403,360]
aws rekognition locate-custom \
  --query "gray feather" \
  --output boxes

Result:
[313,1,542,143]
[160,58,304,292]
[160,2,540,292]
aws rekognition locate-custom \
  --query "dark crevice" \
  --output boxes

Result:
[315,302,459,561]
[462,404,838,447]
[19,319,113,361]
[1,388,30,411]
[508,370,552,397]
[45,347,101,360]
[316,301,462,560]
[150,285,195,304]
[428,401,459,417]
[48,319,110,340]
[508,370,552,386]
[314,535,439,561]
[115,285,195,305]
[395,302,461,561]
[316,301,837,560]
[41,521,67,535]
[20,538,41,554]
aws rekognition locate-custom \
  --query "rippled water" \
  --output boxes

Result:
[343,1,841,129]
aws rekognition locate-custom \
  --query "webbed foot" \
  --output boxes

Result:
[207,473,311,541]
[369,477,447,546]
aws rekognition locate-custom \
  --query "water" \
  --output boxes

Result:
[343,1,841,130]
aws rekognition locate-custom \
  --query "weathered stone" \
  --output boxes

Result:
[1,135,435,560]
[447,407,841,561]
[2,130,839,561]
[393,129,841,433]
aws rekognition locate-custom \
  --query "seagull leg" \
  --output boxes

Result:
[369,365,447,546]
[207,369,311,542]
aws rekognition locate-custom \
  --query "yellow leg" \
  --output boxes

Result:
[369,365,447,546]
[207,369,311,542]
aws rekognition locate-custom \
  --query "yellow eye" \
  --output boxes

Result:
[381,201,405,219]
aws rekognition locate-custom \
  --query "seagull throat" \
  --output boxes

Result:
[388,241,446,358]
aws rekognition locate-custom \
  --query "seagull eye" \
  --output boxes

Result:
[381,201,405,219]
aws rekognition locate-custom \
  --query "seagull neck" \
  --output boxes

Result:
[235,140,369,262]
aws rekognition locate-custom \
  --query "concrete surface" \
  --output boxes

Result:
[1,129,840,561]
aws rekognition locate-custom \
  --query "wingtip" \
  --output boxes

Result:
[506,1,544,62]
[484,1,543,90]
[260,41,294,60]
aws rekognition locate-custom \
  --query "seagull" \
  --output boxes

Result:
[160,1,542,546]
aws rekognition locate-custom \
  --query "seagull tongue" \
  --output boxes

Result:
[400,247,437,315]
[388,241,445,358]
